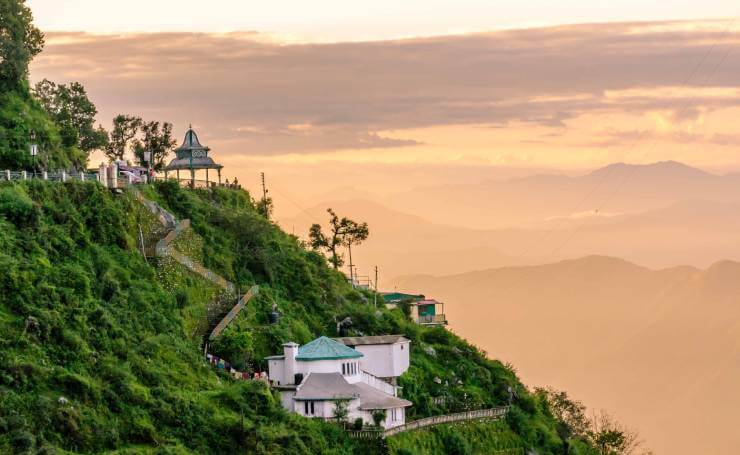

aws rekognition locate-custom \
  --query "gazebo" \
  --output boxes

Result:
[164,126,224,186]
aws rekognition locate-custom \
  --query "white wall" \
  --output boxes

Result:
[295,359,362,383]
[267,359,285,385]
[279,390,295,411]
[355,341,410,378]
[293,398,362,421]
[392,341,410,377]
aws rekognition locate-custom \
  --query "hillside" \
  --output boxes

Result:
[394,256,740,455]
[0,180,592,454]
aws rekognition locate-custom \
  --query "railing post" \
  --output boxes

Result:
[61,171,67,182]
[4,170,9,181]
[43,171,48,180]
[110,163,118,188]
[21,171,27,180]
[80,172,85,182]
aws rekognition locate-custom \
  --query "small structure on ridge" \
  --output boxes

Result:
[164,126,224,187]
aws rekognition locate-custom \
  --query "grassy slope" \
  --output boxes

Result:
[0,179,590,454]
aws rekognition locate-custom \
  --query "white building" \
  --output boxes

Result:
[266,336,412,429]
[334,335,410,383]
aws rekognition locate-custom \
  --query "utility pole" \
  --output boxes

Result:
[261,172,267,204]
[347,242,354,285]
[374,266,378,309]
[30,130,37,177]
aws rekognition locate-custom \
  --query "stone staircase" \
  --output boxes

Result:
[134,190,256,341]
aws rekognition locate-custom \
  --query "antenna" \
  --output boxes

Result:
[374,266,378,309]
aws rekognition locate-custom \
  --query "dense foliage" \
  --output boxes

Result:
[0,0,90,171]
[0,179,596,454]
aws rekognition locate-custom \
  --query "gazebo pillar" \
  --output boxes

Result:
[190,168,195,187]
[206,168,209,185]
[177,169,180,180]
[218,169,222,185]
[165,170,168,179]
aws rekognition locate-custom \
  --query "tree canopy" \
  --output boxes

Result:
[104,114,142,162]
[34,79,108,155]
[0,0,44,91]
[309,208,369,270]
[133,120,176,171]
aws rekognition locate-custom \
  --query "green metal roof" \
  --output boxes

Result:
[381,292,424,303]
[296,336,363,361]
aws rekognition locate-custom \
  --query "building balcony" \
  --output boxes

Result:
[417,314,448,325]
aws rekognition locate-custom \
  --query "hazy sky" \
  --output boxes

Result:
[25,2,740,199]
[26,0,740,41]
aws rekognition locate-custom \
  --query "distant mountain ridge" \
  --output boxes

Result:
[393,254,740,455]
[386,160,740,229]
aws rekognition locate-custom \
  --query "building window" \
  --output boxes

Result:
[342,363,346,375]
[311,401,315,415]
[304,401,315,415]
[304,401,309,414]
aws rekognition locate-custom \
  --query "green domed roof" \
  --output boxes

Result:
[296,336,363,361]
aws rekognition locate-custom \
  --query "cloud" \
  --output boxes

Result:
[30,20,740,155]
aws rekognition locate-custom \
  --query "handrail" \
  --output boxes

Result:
[136,192,256,340]
[360,370,397,396]
[209,285,260,340]
[384,406,509,438]
[1,169,97,183]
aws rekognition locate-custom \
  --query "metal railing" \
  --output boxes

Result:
[345,406,510,440]
[345,429,385,439]
[360,370,398,396]
[383,406,510,438]
[417,314,447,325]
[1,170,97,183]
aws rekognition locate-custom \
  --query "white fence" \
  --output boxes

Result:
[1,170,97,183]
[360,370,398,396]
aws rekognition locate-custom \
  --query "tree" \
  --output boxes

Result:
[539,388,649,455]
[34,79,108,157]
[537,387,590,440]
[589,411,646,455]
[256,196,274,219]
[341,218,369,282]
[332,399,350,425]
[308,209,369,271]
[105,114,142,161]
[371,409,386,428]
[133,121,176,171]
[0,0,44,90]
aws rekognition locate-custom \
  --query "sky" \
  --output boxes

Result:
[25,2,740,206]
[26,0,740,41]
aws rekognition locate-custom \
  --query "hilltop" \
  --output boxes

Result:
[0,179,597,454]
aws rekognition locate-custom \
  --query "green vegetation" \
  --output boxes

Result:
[0,0,86,170]
[0,179,596,454]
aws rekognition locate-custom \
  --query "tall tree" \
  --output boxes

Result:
[0,0,44,90]
[104,114,142,162]
[132,121,176,171]
[342,218,369,281]
[34,79,108,156]
[308,209,369,271]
